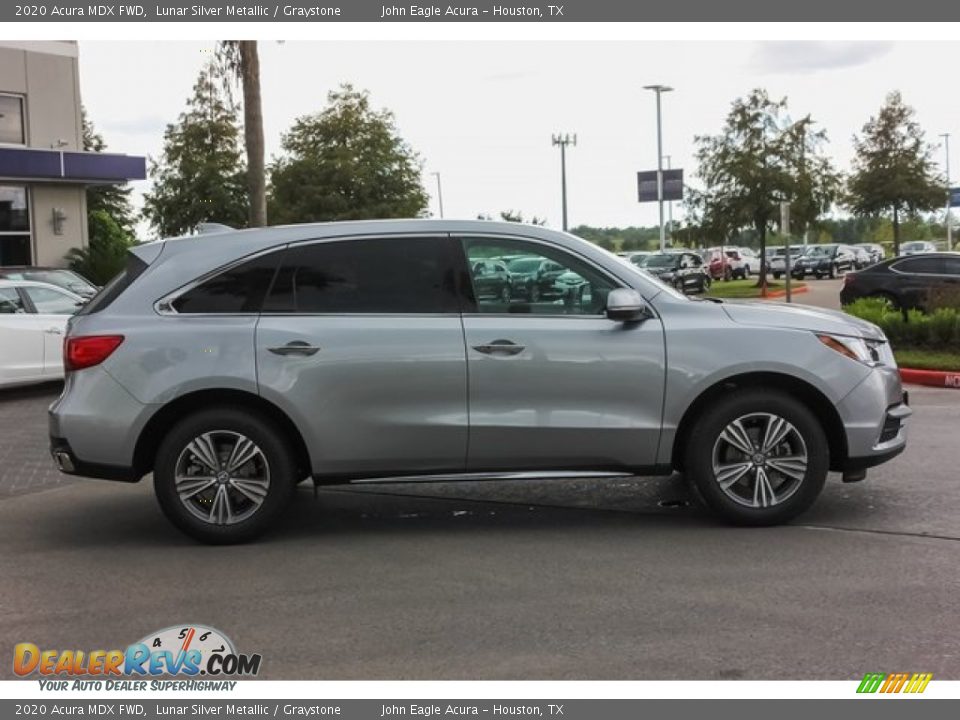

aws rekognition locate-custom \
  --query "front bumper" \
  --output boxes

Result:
[836,366,911,472]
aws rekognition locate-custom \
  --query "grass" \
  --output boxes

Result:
[893,349,960,372]
[705,279,806,299]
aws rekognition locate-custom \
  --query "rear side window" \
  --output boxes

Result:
[173,251,281,314]
[264,237,458,314]
[78,253,149,315]
[893,258,945,275]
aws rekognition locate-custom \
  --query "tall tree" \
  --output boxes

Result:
[81,108,136,234]
[694,89,837,283]
[217,41,267,227]
[846,91,944,256]
[269,85,428,223]
[143,61,248,237]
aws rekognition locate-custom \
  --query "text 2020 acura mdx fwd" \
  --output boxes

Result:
[50,220,910,543]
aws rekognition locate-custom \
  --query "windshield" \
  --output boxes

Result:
[644,254,676,268]
[506,258,541,273]
[806,245,835,256]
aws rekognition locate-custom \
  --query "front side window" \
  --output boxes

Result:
[173,251,281,314]
[23,286,79,315]
[264,236,458,314]
[0,95,25,145]
[462,237,616,316]
[0,185,31,266]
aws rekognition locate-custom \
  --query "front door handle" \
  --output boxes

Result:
[472,339,525,356]
[268,341,321,357]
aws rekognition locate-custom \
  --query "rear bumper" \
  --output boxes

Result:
[49,436,140,482]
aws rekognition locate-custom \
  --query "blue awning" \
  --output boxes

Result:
[0,146,146,184]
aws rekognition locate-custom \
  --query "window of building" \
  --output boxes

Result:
[0,95,25,145]
[0,185,31,266]
[264,237,459,314]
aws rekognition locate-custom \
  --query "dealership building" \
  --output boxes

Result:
[0,41,145,267]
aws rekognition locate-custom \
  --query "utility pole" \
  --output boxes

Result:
[552,133,576,231]
[643,84,673,252]
[430,172,444,219]
[942,133,952,249]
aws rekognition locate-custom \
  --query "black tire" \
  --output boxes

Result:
[682,389,828,526]
[154,407,298,544]
[773,272,782,280]
[829,263,837,279]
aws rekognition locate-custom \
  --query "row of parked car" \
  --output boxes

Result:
[0,266,99,389]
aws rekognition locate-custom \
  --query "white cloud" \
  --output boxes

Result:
[749,41,895,75]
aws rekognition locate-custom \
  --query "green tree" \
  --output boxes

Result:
[269,85,428,223]
[217,41,267,227]
[694,89,838,283]
[66,210,134,284]
[846,91,944,256]
[479,210,547,225]
[142,61,248,237]
[82,108,136,234]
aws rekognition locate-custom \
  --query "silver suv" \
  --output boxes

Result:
[49,220,910,543]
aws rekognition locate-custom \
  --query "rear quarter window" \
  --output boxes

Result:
[172,251,281,314]
[78,254,149,315]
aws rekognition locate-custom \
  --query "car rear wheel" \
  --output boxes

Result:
[683,390,828,526]
[154,408,297,544]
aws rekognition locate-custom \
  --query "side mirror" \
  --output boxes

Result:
[606,288,649,322]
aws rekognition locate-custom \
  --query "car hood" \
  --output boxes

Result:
[721,301,885,340]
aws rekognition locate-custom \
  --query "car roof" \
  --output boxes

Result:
[0,278,84,297]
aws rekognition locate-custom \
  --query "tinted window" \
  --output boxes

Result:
[943,257,960,276]
[463,237,616,316]
[174,252,281,314]
[23,286,79,315]
[893,258,945,275]
[264,237,458,314]
[0,287,25,314]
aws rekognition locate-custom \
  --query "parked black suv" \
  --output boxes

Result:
[471,259,513,303]
[641,252,709,294]
[792,244,857,280]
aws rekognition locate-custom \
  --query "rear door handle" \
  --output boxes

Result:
[268,341,321,357]
[472,339,525,356]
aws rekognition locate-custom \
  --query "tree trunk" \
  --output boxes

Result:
[892,206,900,257]
[240,41,267,227]
[755,221,767,290]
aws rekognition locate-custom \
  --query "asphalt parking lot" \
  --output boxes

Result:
[1,371,958,680]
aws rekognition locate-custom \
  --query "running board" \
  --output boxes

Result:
[347,470,636,485]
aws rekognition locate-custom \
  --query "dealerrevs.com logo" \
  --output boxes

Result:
[14,625,262,685]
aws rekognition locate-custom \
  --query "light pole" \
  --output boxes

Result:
[552,133,576,231]
[644,84,673,252]
[431,171,444,219]
[663,154,673,243]
[942,133,952,249]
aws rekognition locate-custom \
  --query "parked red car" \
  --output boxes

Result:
[706,248,747,281]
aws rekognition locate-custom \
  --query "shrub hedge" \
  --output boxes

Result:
[843,297,960,352]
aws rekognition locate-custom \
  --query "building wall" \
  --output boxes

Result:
[0,41,87,268]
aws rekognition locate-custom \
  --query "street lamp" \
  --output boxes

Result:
[941,133,952,249]
[663,154,673,242]
[552,133,576,231]
[644,84,673,252]
[431,171,444,219]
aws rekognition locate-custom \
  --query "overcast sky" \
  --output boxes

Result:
[78,40,958,238]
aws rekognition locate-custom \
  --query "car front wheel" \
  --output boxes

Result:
[683,390,828,526]
[154,408,298,544]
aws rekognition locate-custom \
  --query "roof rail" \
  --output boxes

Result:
[196,223,236,235]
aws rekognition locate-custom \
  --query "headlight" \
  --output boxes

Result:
[816,333,887,366]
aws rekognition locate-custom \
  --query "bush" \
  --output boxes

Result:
[844,297,960,352]
[66,210,134,285]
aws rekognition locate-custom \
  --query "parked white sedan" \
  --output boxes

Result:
[0,279,84,389]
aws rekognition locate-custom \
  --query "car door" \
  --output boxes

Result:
[255,235,469,476]
[457,235,666,472]
[0,287,44,385]
[19,284,79,377]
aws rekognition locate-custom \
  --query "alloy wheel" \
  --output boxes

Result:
[174,431,271,525]
[711,412,808,508]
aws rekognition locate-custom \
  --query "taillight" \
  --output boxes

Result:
[64,335,124,371]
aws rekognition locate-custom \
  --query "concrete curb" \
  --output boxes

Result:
[764,285,808,299]
[900,368,960,389]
